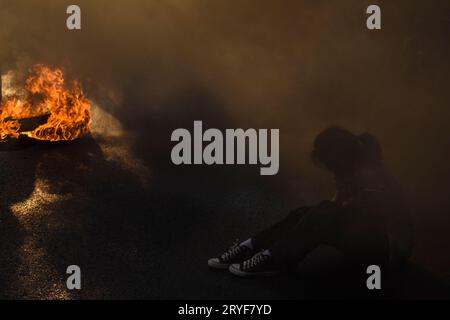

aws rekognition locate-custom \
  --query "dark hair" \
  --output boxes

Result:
[311,127,382,174]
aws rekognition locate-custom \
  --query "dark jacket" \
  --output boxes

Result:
[334,164,413,268]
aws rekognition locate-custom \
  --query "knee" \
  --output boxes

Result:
[317,200,340,209]
[303,202,344,230]
[287,206,311,219]
[311,201,343,218]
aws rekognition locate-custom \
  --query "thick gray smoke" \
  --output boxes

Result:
[1,0,450,271]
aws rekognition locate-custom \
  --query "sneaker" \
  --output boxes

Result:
[208,240,254,270]
[229,251,281,277]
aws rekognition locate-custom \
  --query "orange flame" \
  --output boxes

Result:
[0,64,91,142]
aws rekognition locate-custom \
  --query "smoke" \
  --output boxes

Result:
[1,0,450,252]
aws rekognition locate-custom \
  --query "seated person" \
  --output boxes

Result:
[208,127,413,277]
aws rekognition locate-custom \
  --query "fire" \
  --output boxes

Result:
[0,64,91,142]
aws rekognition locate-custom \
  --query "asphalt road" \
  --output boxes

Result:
[0,105,449,299]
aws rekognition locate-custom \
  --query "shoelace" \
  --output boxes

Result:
[242,251,269,270]
[220,239,242,261]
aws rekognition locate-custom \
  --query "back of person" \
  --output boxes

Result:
[335,142,413,269]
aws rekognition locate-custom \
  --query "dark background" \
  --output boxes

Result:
[0,0,449,298]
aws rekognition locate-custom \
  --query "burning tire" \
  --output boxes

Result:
[0,64,92,143]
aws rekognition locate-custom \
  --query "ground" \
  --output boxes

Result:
[0,105,449,299]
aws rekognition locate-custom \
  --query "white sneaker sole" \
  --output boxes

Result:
[228,263,280,278]
[208,258,230,270]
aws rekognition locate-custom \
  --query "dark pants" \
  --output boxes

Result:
[252,201,390,269]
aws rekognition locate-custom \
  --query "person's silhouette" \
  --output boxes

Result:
[208,127,413,277]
